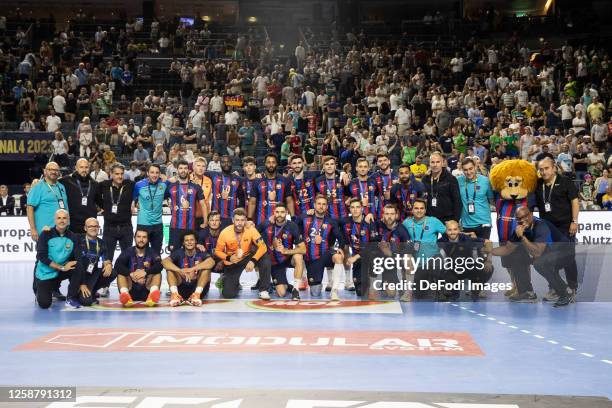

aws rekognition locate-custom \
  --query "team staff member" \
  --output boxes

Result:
[166,160,206,251]
[59,158,99,234]
[294,195,345,300]
[249,153,294,225]
[390,164,426,221]
[535,157,579,302]
[115,229,163,307]
[34,209,80,309]
[27,162,69,301]
[258,203,306,300]
[422,152,461,222]
[215,208,272,300]
[162,230,215,307]
[74,217,115,306]
[457,158,494,239]
[132,164,168,254]
[189,157,212,227]
[485,207,571,307]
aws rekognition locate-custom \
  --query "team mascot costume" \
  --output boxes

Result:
[489,159,538,296]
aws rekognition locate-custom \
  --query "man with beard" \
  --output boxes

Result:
[197,211,231,289]
[373,153,399,219]
[59,158,99,234]
[294,195,345,300]
[249,153,294,226]
[390,164,427,222]
[422,152,461,222]
[340,198,379,296]
[133,164,168,254]
[166,160,207,251]
[258,203,306,300]
[289,154,318,217]
[315,156,351,219]
[348,158,377,217]
[115,229,163,307]
[375,204,411,299]
[189,157,212,228]
[215,208,271,300]
[209,155,246,222]
[162,230,215,307]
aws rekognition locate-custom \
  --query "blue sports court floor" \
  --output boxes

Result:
[1,262,611,407]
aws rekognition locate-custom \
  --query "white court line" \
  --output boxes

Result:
[534,335,545,339]
[548,340,559,345]
[601,360,612,365]
[581,353,594,358]
[563,346,575,351]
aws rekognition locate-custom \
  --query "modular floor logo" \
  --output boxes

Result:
[14,328,483,356]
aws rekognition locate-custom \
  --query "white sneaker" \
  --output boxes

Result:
[98,287,110,298]
[259,291,271,300]
[330,289,339,301]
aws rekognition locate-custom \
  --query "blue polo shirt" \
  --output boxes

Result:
[27,180,69,234]
[403,216,446,258]
[457,174,493,228]
[133,178,168,226]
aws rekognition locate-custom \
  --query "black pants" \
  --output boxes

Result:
[506,245,568,297]
[137,223,163,254]
[463,225,492,240]
[554,223,578,290]
[78,266,118,306]
[35,271,80,309]
[103,223,133,261]
[221,253,271,299]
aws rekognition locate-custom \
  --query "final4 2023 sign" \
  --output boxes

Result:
[0,132,54,161]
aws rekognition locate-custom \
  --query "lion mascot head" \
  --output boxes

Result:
[489,159,538,200]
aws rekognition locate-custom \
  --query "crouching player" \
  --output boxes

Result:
[163,230,215,306]
[74,217,116,306]
[258,203,306,300]
[114,229,163,307]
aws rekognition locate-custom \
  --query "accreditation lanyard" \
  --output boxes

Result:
[77,179,91,205]
[411,217,428,243]
[85,238,100,273]
[45,182,65,209]
[110,185,124,213]
[542,176,556,212]
[464,178,478,203]
[147,181,159,210]
[234,230,244,257]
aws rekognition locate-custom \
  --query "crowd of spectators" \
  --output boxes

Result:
[0,12,611,211]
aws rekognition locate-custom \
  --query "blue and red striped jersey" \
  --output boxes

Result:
[114,247,162,276]
[290,174,317,216]
[165,181,204,230]
[339,217,379,254]
[208,172,245,219]
[197,221,230,258]
[169,248,211,269]
[373,170,399,218]
[496,195,528,243]
[315,175,349,218]
[375,221,410,244]
[251,176,291,225]
[295,214,342,261]
[258,220,303,265]
[348,177,378,216]
[390,179,427,222]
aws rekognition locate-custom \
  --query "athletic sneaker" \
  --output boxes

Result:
[259,290,271,300]
[509,291,538,303]
[330,289,340,301]
[145,289,161,307]
[65,297,81,309]
[187,293,203,307]
[345,285,356,292]
[504,287,517,297]
[542,289,559,302]
[52,290,67,301]
[310,284,322,297]
[119,292,134,307]
[553,295,571,308]
[568,288,577,303]
[169,293,184,307]
[291,287,300,301]
[298,275,309,290]
[98,287,110,298]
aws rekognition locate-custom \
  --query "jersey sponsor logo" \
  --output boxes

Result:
[19,328,482,356]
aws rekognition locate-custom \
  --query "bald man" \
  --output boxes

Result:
[422,152,461,223]
[59,158,99,234]
[34,210,81,309]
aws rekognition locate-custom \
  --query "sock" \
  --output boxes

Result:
[195,287,203,294]
[150,285,159,293]
[345,267,352,286]
[120,287,129,294]
[293,279,301,289]
[332,264,343,291]
[170,286,178,294]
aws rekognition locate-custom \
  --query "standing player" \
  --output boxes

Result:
[348,158,377,216]
[373,153,399,218]
[166,160,207,251]
[162,230,215,307]
[315,156,350,219]
[189,157,212,228]
[132,164,168,254]
[258,203,306,300]
[209,155,246,222]
[390,164,427,222]
[214,208,272,300]
[115,229,163,307]
[340,198,379,296]
[249,153,294,225]
[295,195,345,300]
[241,156,259,201]
[289,154,318,217]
